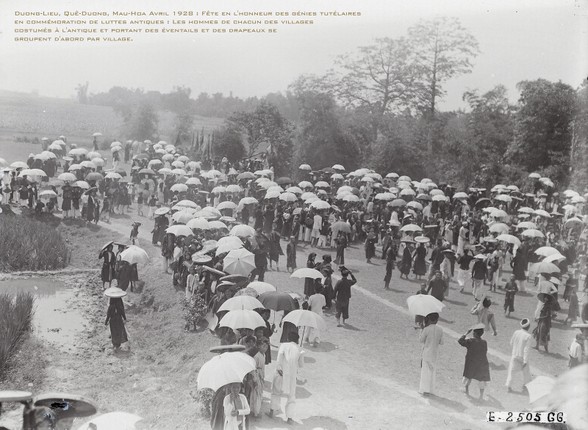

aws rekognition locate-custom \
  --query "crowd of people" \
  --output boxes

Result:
[2,135,588,428]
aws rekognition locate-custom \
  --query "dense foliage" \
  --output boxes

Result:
[85,17,586,191]
[0,292,35,378]
[0,216,70,271]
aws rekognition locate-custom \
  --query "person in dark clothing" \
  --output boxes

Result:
[99,244,116,289]
[268,228,283,271]
[251,229,269,281]
[333,267,357,326]
[399,242,413,279]
[471,256,488,301]
[304,253,317,297]
[334,231,347,265]
[458,324,490,400]
[286,236,297,273]
[383,246,395,290]
[503,275,518,316]
[105,297,128,350]
[427,271,447,302]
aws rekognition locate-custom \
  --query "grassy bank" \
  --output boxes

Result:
[34,223,217,429]
[0,292,35,378]
[0,216,70,271]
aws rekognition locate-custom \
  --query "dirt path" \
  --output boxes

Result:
[90,210,573,429]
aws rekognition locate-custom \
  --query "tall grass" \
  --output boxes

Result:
[0,216,69,271]
[0,292,35,377]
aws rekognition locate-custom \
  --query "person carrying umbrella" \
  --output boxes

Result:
[533,294,553,353]
[99,243,116,289]
[503,275,518,316]
[458,323,490,400]
[104,290,129,351]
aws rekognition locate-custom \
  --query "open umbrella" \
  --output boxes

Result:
[170,183,188,193]
[495,234,521,247]
[291,268,324,280]
[119,245,149,265]
[78,412,143,430]
[534,209,551,218]
[489,223,509,234]
[525,375,556,405]
[516,221,538,230]
[543,253,566,263]
[283,309,326,330]
[331,220,351,234]
[166,225,193,237]
[216,236,244,256]
[174,199,199,209]
[187,217,211,230]
[154,207,170,216]
[247,281,276,295]
[535,246,560,257]
[223,248,256,276]
[310,200,331,210]
[172,209,195,224]
[565,217,584,228]
[533,261,560,275]
[229,224,256,238]
[406,295,445,316]
[400,224,423,233]
[219,309,266,331]
[219,296,264,312]
[209,220,228,230]
[85,172,103,182]
[521,229,545,239]
[39,190,57,200]
[258,292,297,312]
[57,172,77,182]
[197,352,256,392]
[390,199,407,207]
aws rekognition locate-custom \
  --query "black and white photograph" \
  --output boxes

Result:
[0,0,587,429]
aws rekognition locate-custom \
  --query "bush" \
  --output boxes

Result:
[0,216,70,271]
[0,292,35,378]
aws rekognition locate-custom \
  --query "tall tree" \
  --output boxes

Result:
[508,79,577,184]
[408,17,480,116]
[127,102,159,141]
[293,91,359,171]
[75,82,89,104]
[229,101,293,176]
[569,81,588,191]
[214,123,246,163]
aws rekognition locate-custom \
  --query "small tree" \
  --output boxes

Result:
[128,102,159,142]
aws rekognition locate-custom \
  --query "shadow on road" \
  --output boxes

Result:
[295,386,312,399]
[297,415,349,429]
[489,361,507,371]
[341,323,365,331]
[312,341,337,352]
[444,299,468,306]
[427,394,468,413]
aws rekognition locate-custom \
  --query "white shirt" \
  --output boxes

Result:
[569,341,583,360]
[510,329,533,363]
[420,324,443,363]
[308,293,326,314]
[313,214,322,230]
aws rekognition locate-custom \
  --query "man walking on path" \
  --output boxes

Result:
[333,267,357,326]
[427,271,447,302]
[506,318,533,392]
[268,332,305,424]
[419,313,443,396]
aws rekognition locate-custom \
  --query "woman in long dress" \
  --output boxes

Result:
[99,244,116,289]
[399,243,413,279]
[413,243,427,279]
[533,295,553,352]
[105,297,128,350]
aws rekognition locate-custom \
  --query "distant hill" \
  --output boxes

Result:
[0,90,224,151]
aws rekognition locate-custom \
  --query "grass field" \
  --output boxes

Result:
[0,90,224,164]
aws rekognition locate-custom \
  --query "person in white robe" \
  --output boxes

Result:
[304,290,326,345]
[506,319,533,392]
[419,313,443,395]
[223,383,250,430]
[268,332,304,424]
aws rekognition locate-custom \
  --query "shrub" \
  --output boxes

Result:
[0,292,35,378]
[0,216,69,271]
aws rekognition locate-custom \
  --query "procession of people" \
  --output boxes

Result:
[2,134,588,429]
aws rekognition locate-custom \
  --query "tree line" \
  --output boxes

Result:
[82,17,587,190]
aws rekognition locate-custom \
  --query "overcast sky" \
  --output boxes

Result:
[0,0,586,110]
